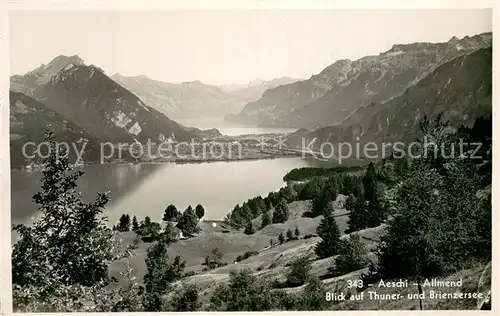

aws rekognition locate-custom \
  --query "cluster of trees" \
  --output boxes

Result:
[204,247,226,270]
[225,185,295,229]
[12,112,492,311]
[276,226,300,245]
[283,165,363,182]
[371,115,492,284]
[327,233,369,277]
[209,269,335,311]
[163,204,205,222]
[305,114,492,288]
[112,204,206,241]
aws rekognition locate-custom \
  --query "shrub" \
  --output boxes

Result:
[244,221,255,235]
[183,271,196,278]
[328,233,369,276]
[205,247,224,269]
[168,284,201,311]
[209,269,280,311]
[278,232,285,244]
[286,257,311,287]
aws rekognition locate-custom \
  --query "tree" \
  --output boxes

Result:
[365,183,388,228]
[205,247,224,269]
[117,214,131,232]
[286,257,311,287]
[278,232,285,244]
[310,191,331,218]
[163,204,179,222]
[143,238,185,311]
[346,197,369,233]
[11,131,123,309]
[265,199,273,211]
[315,206,342,259]
[294,226,300,238]
[177,206,199,237]
[281,184,297,202]
[168,284,201,311]
[286,229,294,241]
[297,276,330,311]
[376,159,486,280]
[273,198,289,224]
[242,203,252,219]
[260,211,271,229]
[138,216,161,238]
[362,162,376,201]
[345,194,356,211]
[329,233,368,276]
[195,204,205,219]
[298,178,324,200]
[244,221,255,235]
[209,269,277,311]
[132,215,139,231]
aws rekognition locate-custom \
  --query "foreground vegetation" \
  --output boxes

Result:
[12,114,492,311]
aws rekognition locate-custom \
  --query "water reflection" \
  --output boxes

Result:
[12,158,315,227]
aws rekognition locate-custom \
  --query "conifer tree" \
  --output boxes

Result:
[314,205,342,259]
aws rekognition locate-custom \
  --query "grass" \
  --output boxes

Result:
[109,193,488,311]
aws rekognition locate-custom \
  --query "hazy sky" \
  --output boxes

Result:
[10,9,492,85]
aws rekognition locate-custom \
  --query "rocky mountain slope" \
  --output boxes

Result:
[9,91,101,168]
[111,74,248,118]
[229,33,492,129]
[11,55,85,96]
[220,77,301,102]
[11,56,202,144]
[286,46,492,152]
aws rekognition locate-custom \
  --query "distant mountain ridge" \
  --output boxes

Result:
[10,55,205,149]
[219,77,302,101]
[286,46,492,153]
[229,33,492,129]
[111,74,250,119]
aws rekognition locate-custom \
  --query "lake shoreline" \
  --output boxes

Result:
[13,151,309,172]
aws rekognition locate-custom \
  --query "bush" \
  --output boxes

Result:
[209,269,281,311]
[205,247,224,269]
[237,251,259,262]
[303,234,314,239]
[328,233,369,276]
[272,199,289,223]
[286,257,312,287]
[244,221,255,235]
[278,232,285,244]
[168,284,201,311]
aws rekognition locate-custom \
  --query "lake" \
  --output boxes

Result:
[174,117,298,136]
[11,158,315,227]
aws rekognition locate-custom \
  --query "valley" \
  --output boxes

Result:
[9,12,492,312]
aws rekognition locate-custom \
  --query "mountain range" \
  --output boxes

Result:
[111,74,301,119]
[228,33,492,129]
[9,55,224,168]
[286,46,492,152]
[219,77,302,101]
[9,32,492,166]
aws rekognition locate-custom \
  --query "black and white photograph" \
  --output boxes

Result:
[4,2,495,313]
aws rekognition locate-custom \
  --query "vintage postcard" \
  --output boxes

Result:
[1,1,496,313]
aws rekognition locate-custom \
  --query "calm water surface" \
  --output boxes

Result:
[12,158,314,227]
[175,117,298,136]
